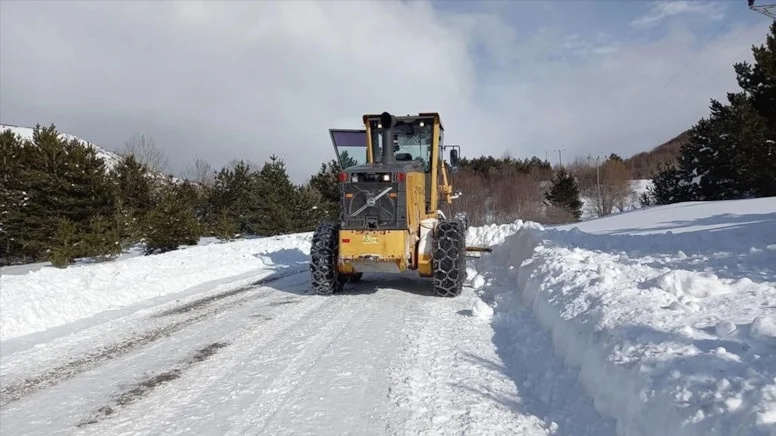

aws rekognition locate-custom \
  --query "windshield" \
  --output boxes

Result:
[370,119,433,171]
[329,129,367,169]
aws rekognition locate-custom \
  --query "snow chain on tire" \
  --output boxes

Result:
[310,221,346,295]
[432,219,466,297]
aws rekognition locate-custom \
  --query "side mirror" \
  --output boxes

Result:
[450,149,459,167]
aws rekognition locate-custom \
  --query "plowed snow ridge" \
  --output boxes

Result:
[470,197,776,436]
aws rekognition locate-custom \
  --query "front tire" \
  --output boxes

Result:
[310,221,346,295]
[432,219,466,297]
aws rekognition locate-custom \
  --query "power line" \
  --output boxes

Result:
[604,5,748,150]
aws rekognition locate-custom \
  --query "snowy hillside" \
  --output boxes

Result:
[1,123,123,171]
[1,196,773,435]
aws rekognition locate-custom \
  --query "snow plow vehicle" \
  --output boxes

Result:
[310,111,484,297]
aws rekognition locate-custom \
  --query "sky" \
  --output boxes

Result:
[0,0,771,183]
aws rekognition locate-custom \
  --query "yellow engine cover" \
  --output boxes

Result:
[338,229,409,274]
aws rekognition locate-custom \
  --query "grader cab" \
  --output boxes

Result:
[310,111,481,297]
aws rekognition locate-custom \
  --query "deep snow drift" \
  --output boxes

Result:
[470,197,776,436]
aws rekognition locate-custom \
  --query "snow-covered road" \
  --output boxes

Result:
[3,196,774,436]
[0,259,612,435]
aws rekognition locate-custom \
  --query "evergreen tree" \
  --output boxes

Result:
[214,211,238,241]
[339,150,358,169]
[81,214,121,261]
[208,160,256,236]
[49,218,78,268]
[307,159,341,221]
[251,155,298,235]
[294,183,332,232]
[111,154,153,243]
[651,23,776,202]
[144,180,200,254]
[544,167,583,221]
[0,129,29,263]
[2,124,116,262]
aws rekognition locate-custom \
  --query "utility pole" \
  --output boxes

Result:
[595,155,602,216]
[588,154,603,216]
[554,149,566,167]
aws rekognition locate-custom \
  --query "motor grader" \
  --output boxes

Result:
[310,111,479,297]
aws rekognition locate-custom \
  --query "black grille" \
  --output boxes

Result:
[340,182,405,230]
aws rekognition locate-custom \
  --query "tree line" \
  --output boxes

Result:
[449,153,636,226]
[0,126,339,266]
[0,121,639,268]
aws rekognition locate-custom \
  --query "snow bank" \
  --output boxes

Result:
[474,197,776,436]
[465,220,537,248]
[0,233,312,341]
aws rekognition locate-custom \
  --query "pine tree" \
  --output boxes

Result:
[49,218,78,268]
[0,129,29,263]
[214,211,238,241]
[2,124,116,262]
[294,184,332,232]
[339,150,358,169]
[544,167,583,221]
[208,160,256,236]
[307,159,341,221]
[111,154,153,243]
[81,214,121,261]
[651,23,776,201]
[144,180,200,254]
[251,155,298,235]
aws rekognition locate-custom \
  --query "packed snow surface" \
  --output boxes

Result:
[1,196,773,435]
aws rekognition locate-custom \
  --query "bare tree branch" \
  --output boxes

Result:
[123,134,168,173]
[185,157,214,187]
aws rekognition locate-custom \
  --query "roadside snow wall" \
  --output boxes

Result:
[476,224,776,436]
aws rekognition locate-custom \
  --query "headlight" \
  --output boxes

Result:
[381,174,390,182]
[351,174,359,183]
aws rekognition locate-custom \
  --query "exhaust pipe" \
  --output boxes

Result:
[380,112,395,165]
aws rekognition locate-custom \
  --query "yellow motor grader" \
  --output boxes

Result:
[310,111,486,297]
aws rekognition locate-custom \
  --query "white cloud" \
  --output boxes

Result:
[630,1,727,28]
[0,1,769,183]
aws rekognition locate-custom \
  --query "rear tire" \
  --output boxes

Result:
[310,221,346,295]
[432,219,466,297]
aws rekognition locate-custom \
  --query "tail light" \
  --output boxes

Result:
[395,172,405,182]
[338,172,348,182]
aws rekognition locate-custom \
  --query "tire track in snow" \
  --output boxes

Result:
[76,342,230,428]
[0,270,306,407]
[84,283,345,435]
[386,288,552,436]
[153,268,305,317]
[245,289,414,436]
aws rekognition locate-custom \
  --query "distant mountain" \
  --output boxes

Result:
[1,123,124,172]
[0,123,182,184]
[624,130,689,179]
